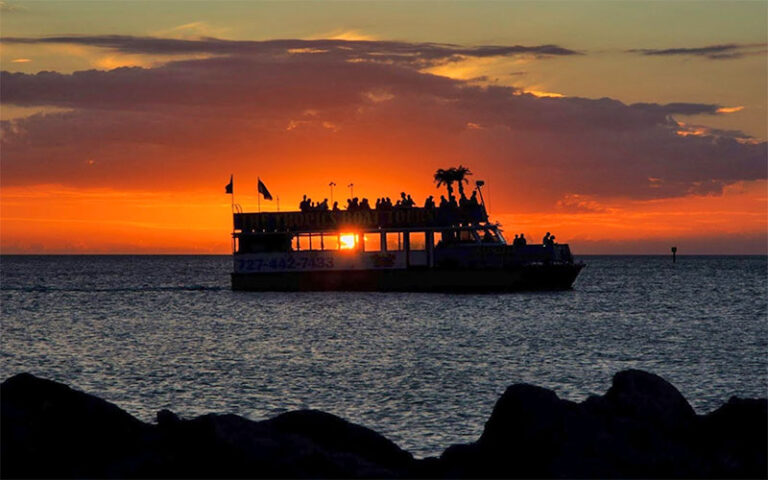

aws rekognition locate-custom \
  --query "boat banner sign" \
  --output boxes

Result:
[234,251,406,273]
[234,206,486,232]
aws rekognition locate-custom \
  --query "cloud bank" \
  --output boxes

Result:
[0,35,579,66]
[1,36,765,210]
[630,43,768,60]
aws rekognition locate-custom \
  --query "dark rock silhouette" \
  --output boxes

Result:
[2,370,765,478]
[438,369,766,479]
[1,373,414,478]
[1,372,156,478]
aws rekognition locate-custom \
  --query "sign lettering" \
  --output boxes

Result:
[234,206,487,232]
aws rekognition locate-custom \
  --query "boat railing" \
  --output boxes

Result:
[505,244,573,263]
[234,205,488,233]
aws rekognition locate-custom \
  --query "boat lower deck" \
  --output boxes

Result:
[231,263,583,292]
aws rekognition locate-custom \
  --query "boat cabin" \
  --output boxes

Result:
[232,205,504,271]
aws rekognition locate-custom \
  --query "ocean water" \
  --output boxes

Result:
[1,255,766,458]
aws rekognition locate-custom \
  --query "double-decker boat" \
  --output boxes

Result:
[230,181,584,292]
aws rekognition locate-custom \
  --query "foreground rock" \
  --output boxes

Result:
[1,373,414,478]
[1,371,765,478]
[438,370,766,478]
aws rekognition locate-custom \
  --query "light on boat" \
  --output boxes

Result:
[340,234,356,250]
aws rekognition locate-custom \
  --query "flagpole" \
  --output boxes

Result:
[258,177,261,213]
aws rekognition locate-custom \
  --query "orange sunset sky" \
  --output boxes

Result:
[1,1,766,254]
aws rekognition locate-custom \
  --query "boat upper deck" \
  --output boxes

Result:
[234,205,489,234]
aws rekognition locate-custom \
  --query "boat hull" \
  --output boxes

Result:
[231,263,584,292]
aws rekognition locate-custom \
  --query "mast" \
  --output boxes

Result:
[475,180,487,212]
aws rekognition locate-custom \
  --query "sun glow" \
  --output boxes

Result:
[523,89,565,98]
[716,106,744,114]
[1,178,765,254]
[339,234,357,250]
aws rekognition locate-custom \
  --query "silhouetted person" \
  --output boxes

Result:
[360,198,371,210]
[439,195,448,208]
[469,191,479,206]
[424,195,435,209]
[332,201,340,211]
[520,233,527,246]
[513,234,520,246]
[319,199,329,211]
[406,194,414,207]
[543,232,551,245]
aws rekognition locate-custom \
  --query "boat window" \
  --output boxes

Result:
[364,233,381,252]
[386,232,402,251]
[298,235,312,251]
[459,230,476,242]
[409,232,426,251]
[237,233,294,253]
[324,234,340,251]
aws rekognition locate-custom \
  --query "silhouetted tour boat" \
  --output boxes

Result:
[231,173,584,292]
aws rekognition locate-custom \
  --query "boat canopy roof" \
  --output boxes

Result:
[234,205,489,234]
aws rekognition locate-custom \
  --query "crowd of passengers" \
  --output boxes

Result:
[299,191,481,212]
[296,193,559,248]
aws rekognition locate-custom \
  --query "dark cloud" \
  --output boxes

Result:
[0,35,579,67]
[629,43,767,60]
[629,102,720,116]
[0,36,764,207]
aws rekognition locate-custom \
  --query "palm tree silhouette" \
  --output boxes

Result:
[454,165,472,198]
[433,168,455,197]
[434,166,473,198]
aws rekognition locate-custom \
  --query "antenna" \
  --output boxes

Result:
[475,180,487,209]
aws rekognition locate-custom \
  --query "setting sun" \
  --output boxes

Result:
[339,234,357,250]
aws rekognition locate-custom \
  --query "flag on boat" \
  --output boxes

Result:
[258,178,273,200]
[225,175,233,194]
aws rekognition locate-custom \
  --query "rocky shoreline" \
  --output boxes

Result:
[2,370,765,478]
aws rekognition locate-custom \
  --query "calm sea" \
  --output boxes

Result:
[1,255,766,457]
